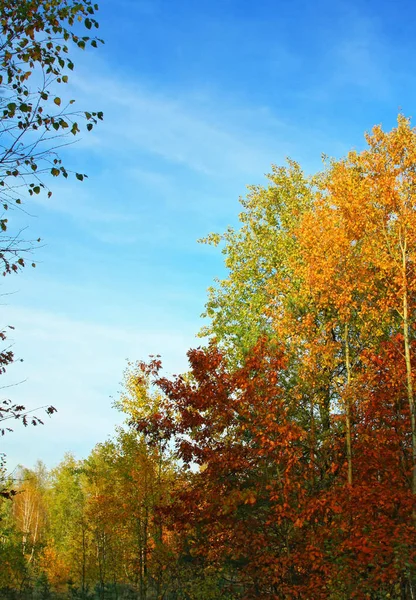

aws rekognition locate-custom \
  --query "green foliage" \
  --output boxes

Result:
[199,160,313,365]
[48,453,87,557]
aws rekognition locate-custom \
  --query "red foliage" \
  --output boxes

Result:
[133,335,416,598]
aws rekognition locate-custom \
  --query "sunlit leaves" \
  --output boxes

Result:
[199,160,313,366]
[186,116,416,596]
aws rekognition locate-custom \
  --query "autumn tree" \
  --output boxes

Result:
[199,160,313,366]
[12,463,48,565]
[134,341,331,599]
[324,117,416,500]
[0,462,51,596]
[112,362,181,598]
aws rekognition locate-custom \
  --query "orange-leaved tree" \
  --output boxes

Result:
[134,340,336,599]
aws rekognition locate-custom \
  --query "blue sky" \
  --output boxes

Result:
[2,0,416,471]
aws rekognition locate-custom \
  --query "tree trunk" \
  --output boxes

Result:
[401,238,416,500]
[344,323,353,487]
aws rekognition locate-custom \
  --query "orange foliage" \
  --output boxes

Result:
[134,116,416,598]
[38,545,71,593]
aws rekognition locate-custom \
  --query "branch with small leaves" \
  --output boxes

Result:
[0,0,104,272]
[0,398,57,436]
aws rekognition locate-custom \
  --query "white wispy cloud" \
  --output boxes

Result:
[69,66,290,180]
[34,181,133,225]
[18,58,299,247]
